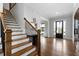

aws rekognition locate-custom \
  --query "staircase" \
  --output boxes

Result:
[0,7,40,56]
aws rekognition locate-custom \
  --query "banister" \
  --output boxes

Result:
[37,30,41,56]
[0,12,12,56]
[24,17,38,34]
[24,17,41,56]
[4,29,12,56]
[9,3,16,11]
[0,13,6,30]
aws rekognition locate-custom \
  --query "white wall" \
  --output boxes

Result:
[24,3,49,36]
[24,3,42,29]
[48,14,73,39]
[40,20,48,37]
[0,3,3,12]
[11,3,25,31]
[3,3,9,10]
[15,4,24,29]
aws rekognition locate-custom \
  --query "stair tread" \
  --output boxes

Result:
[8,28,22,30]
[8,27,21,29]
[12,30,23,32]
[12,46,34,56]
[21,47,36,56]
[8,29,23,31]
[28,50,38,56]
[12,41,31,49]
[6,22,16,24]
[8,27,20,29]
[6,28,23,32]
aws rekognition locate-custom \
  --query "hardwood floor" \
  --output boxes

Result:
[40,37,77,56]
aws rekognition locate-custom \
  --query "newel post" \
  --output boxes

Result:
[4,29,12,56]
[37,29,41,56]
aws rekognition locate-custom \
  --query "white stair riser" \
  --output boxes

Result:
[6,28,23,32]
[12,30,23,32]
[12,38,29,45]
[8,27,21,29]
[6,23,19,25]
[12,35,27,40]
[12,32,26,35]
[7,25,19,27]
[6,21,15,23]
[6,22,18,24]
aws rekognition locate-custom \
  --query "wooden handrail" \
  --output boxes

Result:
[0,13,7,30]
[0,11,12,56]
[24,18,38,34]
[9,3,16,11]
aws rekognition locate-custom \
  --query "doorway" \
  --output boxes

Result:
[56,21,63,39]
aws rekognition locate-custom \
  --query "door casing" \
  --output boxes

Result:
[55,21,63,39]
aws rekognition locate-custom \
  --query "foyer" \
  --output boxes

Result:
[0,3,79,56]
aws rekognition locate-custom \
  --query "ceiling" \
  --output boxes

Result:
[25,3,74,19]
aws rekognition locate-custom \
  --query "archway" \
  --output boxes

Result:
[74,7,79,54]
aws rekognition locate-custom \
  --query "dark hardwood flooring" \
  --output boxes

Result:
[40,37,78,56]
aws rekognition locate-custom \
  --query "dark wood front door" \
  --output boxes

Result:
[56,21,63,39]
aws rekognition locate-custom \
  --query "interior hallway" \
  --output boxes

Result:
[41,37,77,56]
